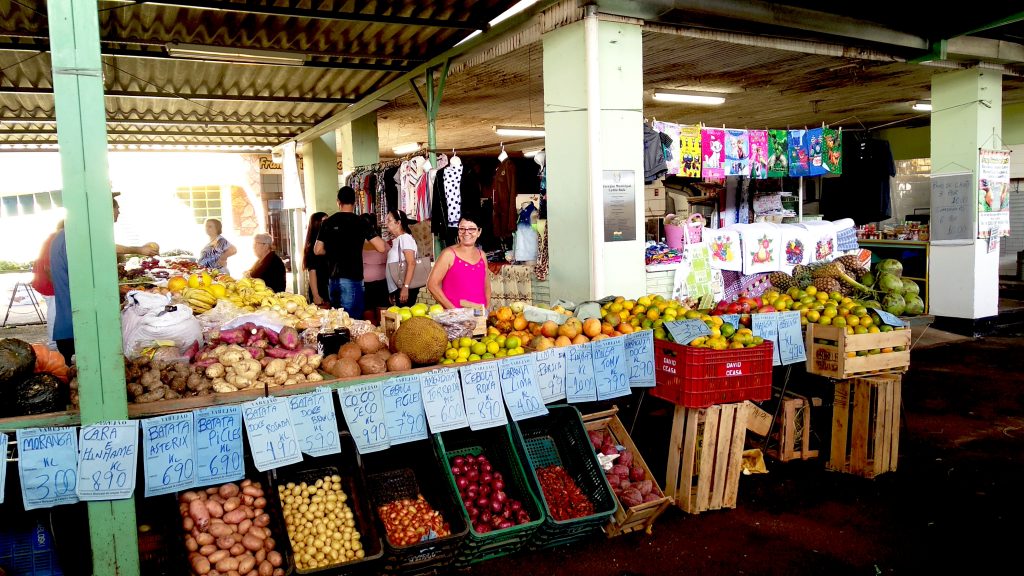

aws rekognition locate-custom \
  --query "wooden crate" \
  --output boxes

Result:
[827,375,901,478]
[806,324,911,379]
[767,394,820,462]
[381,310,403,341]
[665,402,749,514]
[582,407,672,538]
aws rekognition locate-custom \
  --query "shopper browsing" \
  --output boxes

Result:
[302,211,329,306]
[385,209,420,306]
[361,213,389,322]
[247,234,286,293]
[314,186,386,318]
[31,220,63,349]
[427,214,490,309]
[197,218,237,275]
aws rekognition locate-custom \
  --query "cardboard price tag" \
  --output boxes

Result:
[77,420,139,501]
[751,312,782,366]
[381,374,429,445]
[498,355,549,421]
[623,331,655,388]
[871,308,906,328]
[142,413,196,497]
[776,311,806,365]
[243,397,303,472]
[665,319,712,344]
[565,343,597,403]
[461,362,509,430]
[535,348,567,403]
[339,383,390,454]
[593,337,631,401]
[421,369,469,433]
[194,405,245,485]
[17,427,79,510]
[289,388,342,458]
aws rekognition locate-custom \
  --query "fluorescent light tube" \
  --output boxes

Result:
[166,43,306,66]
[494,125,545,137]
[912,101,932,112]
[392,142,421,155]
[653,91,726,105]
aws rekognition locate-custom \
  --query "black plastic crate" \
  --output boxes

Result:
[512,405,617,549]
[433,426,545,567]
[268,432,383,575]
[362,440,469,575]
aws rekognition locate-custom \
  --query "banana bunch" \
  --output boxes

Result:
[181,287,218,314]
[224,277,275,310]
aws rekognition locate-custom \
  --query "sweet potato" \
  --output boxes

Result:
[217,328,247,345]
[610,464,629,477]
[218,483,240,499]
[634,479,653,496]
[620,488,643,508]
[643,492,662,503]
[630,465,646,482]
[618,450,634,467]
[277,326,299,350]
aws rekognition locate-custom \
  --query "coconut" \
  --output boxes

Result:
[332,358,361,379]
[386,352,412,373]
[338,342,363,362]
[358,354,387,375]
[356,332,382,355]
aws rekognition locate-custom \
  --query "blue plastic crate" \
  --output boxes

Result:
[0,522,63,576]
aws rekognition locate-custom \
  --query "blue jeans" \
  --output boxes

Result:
[329,278,364,319]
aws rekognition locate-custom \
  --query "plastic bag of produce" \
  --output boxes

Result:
[429,308,478,340]
[122,291,202,357]
[196,299,246,332]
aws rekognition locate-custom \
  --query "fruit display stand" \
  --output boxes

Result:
[827,374,902,478]
[512,406,617,550]
[664,402,750,515]
[805,324,911,379]
[582,407,672,538]
[652,341,773,408]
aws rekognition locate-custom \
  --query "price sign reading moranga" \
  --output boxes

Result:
[17,427,79,510]
[194,405,244,485]
[339,383,390,454]
[420,369,469,433]
[77,420,139,501]
[243,397,303,472]
[381,374,429,445]
[288,388,342,458]
[142,412,196,497]
[460,362,509,430]
[498,355,549,421]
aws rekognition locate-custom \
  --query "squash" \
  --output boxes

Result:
[0,339,36,416]
[32,343,69,383]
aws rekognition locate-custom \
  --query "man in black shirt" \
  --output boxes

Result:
[248,233,287,293]
[314,186,386,317]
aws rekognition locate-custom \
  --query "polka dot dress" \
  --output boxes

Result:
[444,164,464,227]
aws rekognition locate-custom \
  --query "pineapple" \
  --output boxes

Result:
[792,264,812,289]
[813,277,842,294]
[811,262,875,293]
[835,255,867,277]
[769,272,796,291]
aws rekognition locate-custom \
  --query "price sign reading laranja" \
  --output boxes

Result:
[243,397,303,472]
[380,374,429,445]
[565,343,598,403]
[535,348,567,403]
[288,388,341,458]
[142,412,196,497]
[420,369,469,433]
[339,383,390,454]
[17,427,79,510]
[460,362,509,430]
[498,356,548,421]
[77,420,139,501]
[193,405,245,485]
[593,337,631,401]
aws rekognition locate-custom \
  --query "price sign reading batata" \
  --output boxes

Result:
[142,412,196,497]
[243,397,303,472]
[339,383,390,454]
[17,427,79,510]
[460,362,509,430]
[77,420,139,501]
[623,331,655,388]
[420,369,469,433]
[288,388,341,458]
[381,374,429,445]
[194,405,244,485]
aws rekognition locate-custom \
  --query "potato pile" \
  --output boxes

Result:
[199,345,323,393]
[124,356,212,404]
[179,480,284,576]
[278,474,364,570]
[322,333,412,379]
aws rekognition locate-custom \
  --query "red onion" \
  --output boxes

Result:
[493,480,505,492]
[456,477,469,490]
[465,455,476,466]
[493,472,503,483]
[476,496,490,509]
[509,500,522,512]
[490,499,503,513]
[480,484,491,496]
[476,455,488,466]
[466,469,479,482]
[498,520,513,530]
[494,491,507,504]
[476,524,490,534]
[467,506,479,519]
[480,462,493,474]
[453,456,465,467]
[480,511,492,524]
[480,472,493,484]
[451,465,463,476]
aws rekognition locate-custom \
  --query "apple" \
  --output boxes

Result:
[726,303,743,314]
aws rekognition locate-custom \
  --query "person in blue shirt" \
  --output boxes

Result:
[51,195,158,364]
[197,218,237,275]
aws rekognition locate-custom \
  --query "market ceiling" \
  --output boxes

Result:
[1,1,1024,150]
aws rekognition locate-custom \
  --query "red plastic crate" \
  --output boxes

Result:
[652,341,773,408]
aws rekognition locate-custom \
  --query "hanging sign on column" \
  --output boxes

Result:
[623,331,655,388]
[461,362,509,430]
[421,369,469,433]
[77,420,139,501]
[498,355,548,420]
[381,374,429,445]
[194,405,244,485]
[593,337,631,401]
[339,383,390,454]
[17,427,79,510]
[142,412,196,497]
[289,388,341,457]
[536,348,567,403]
[565,343,597,403]
[243,397,303,472]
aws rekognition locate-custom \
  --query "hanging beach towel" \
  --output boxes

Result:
[724,129,750,176]
[767,129,789,178]
[679,125,702,178]
[701,127,726,179]
[748,130,769,179]
[707,225,743,272]
[788,130,810,177]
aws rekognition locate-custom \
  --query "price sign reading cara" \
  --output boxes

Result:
[381,374,428,445]
[142,413,196,497]
[460,362,509,430]
[17,427,79,510]
[421,369,469,433]
[288,388,341,458]
[194,405,244,485]
[243,397,303,472]
[339,383,390,454]
[498,356,549,421]
[77,420,139,501]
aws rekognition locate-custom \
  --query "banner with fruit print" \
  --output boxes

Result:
[707,227,743,271]
[679,125,702,177]
[978,148,1011,238]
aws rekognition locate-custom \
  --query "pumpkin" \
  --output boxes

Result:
[31,343,69,383]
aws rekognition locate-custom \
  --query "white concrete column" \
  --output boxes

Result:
[339,113,380,173]
[302,130,339,214]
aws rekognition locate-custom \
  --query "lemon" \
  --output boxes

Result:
[496,349,508,358]
[729,341,745,349]
[832,317,847,328]
[822,307,837,318]
[486,341,500,355]
[846,316,860,327]
[459,337,475,349]
[854,326,869,334]
[868,326,881,333]
[752,336,764,346]
[469,354,482,361]
[445,348,459,360]
[720,324,735,338]
[482,353,495,359]
[806,310,821,322]
[455,357,468,363]
[471,342,487,356]
[684,310,702,320]
[505,336,521,350]
[442,359,455,365]
[690,337,707,347]
[457,347,471,360]
[805,286,817,296]
[879,324,894,333]
[509,347,525,356]
[818,316,833,326]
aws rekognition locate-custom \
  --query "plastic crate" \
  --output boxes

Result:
[362,440,469,575]
[652,341,773,407]
[433,426,545,566]
[512,406,617,550]
[0,522,63,576]
[268,432,384,575]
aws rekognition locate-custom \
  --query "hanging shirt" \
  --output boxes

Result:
[444,163,465,227]
[492,158,518,238]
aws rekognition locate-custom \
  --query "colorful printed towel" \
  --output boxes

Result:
[724,129,750,176]
[808,128,827,176]
[738,223,783,275]
[654,121,682,176]
[788,130,810,177]
[798,220,839,263]
[767,129,789,177]
[748,130,769,179]
[701,127,726,179]
[823,127,842,174]
[680,125,702,177]
[707,226,743,272]
[777,224,814,273]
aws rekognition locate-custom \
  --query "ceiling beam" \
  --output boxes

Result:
[946,36,1024,64]
[0,127,296,138]
[0,38,412,71]
[0,116,316,127]
[0,86,354,104]
[139,0,486,30]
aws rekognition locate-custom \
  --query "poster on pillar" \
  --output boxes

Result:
[679,125,702,178]
[282,141,305,210]
[701,128,726,179]
[978,149,1011,238]
[602,170,637,242]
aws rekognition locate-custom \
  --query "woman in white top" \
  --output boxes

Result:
[385,209,420,306]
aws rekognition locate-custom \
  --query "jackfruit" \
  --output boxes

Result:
[391,317,448,365]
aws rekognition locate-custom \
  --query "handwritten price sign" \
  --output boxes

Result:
[498,356,548,421]
[536,348,567,403]
[243,397,303,472]
[593,337,631,401]
[194,406,245,485]
[421,369,469,433]
[776,311,806,365]
[142,413,196,497]
[565,343,597,403]
[461,362,509,430]
[77,420,139,501]
[17,427,79,510]
[623,331,655,388]
[289,388,341,457]
[339,383,390,454]
[0,433,6,504]
[381,374,429,445]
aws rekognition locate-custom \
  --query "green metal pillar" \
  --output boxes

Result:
[338,114,380,175]
[46,1,139,575]
[411,60,450,166]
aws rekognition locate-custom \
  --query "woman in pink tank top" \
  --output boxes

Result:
[427,215,490,309]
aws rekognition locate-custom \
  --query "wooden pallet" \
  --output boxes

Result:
[583,407,672,537]
[827,375,901,478]
[767,394,820,462]
[665,402,749,514]
[806,324,911,379]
